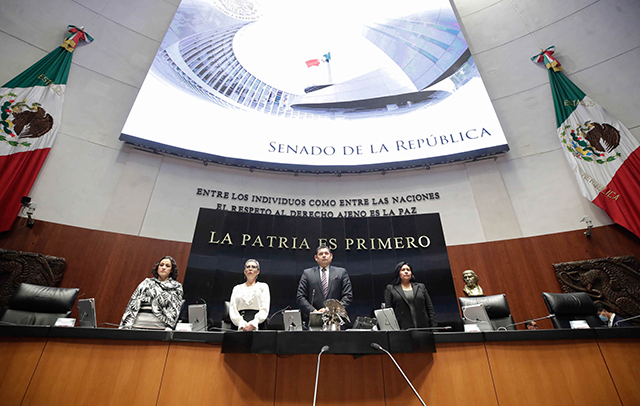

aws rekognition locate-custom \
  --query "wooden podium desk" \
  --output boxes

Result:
[1,326,639,406]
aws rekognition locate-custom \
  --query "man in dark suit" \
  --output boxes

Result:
[296,244,353,322]
[596,303,632,327]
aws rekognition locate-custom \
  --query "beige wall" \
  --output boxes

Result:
[1,0,639,244]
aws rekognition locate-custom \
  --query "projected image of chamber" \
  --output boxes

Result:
[120,0,509,172]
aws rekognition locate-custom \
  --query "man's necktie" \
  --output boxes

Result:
[321,268,329,298]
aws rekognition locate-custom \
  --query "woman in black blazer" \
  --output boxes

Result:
[384,261,437,329]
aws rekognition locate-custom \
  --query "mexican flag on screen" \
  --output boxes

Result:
[0,26,92,232]
[533,46,640,238]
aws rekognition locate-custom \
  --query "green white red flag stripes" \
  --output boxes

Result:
[532,47,640,238]
[0,26,92,232]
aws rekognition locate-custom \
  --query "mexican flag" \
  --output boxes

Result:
[305,52,331,68]
[305,59,322,68]
[0,26,92,232]
[533,46,640,238]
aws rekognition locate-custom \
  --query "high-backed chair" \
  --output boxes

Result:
[0,283,79,326]
[459,294,516,330]
[221,301,269,330]
[222,301,233,330]
[542,292,603,329]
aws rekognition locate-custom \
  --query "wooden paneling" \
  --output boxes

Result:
[448,226,640,330]
[0,337,47,406]
[274,353,386,406]
[1,336,639,406]
[383,343,498,406]
[1,220,639,330]
[597,338,640,406]
[0,221,191,326]
[21,338,169,406]
[485,339,621,406]
[157,343,276,406]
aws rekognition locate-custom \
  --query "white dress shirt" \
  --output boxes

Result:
[229,281,270,330]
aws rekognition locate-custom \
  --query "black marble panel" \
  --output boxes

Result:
[184,209,461,330]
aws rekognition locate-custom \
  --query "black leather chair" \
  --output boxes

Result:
[222,301,233,330]
[221,301,269,330]
[542,292,604,329]
[0,283,79,326]
[459,294,516,330]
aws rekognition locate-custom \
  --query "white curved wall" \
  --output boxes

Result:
[1,0,638,245]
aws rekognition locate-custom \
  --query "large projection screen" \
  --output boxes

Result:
[120,0,509,172]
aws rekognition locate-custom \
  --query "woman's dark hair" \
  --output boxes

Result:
[152,256,179,280]
[391,261,415,285]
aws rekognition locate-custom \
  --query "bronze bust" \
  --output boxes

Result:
[462,270,483,296]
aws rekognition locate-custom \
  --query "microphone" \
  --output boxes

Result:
[371,343,426,406]
[97,322,121,328]
[313,345,330,406]
[208,326,238,332]
[407,326,452,331]
[614,314,640,326]
[496,314,555,331]
[266,305,291,327]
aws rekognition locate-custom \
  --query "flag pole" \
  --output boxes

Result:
[324,52,332,84]
[531,46,640,238]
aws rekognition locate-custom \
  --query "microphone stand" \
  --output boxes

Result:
[313,345,330,406]
[371,343,427,406]
[208,326,238,332]
[304,289,316,330]
[496,314,555,331]
[461,307,491,326]
[614,313,640,326]
[407,326,452,331]
[266,305,291,329]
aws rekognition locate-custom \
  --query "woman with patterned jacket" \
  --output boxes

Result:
[120,256,183,329]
